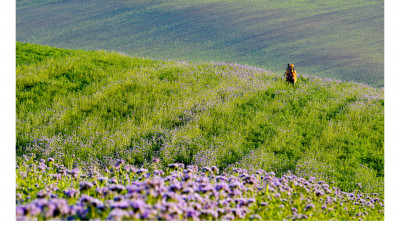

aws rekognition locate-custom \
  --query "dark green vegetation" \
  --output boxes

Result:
[16,0,383,87]
[16,43,384,198]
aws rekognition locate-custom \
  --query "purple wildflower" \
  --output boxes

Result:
[315,189,325,196]
[170,183,183,192]
[36,190,48,199]
[247,198,256,205]
[137,168,148,175]
[16,206,26,217]
[107,208,129,220]
[215,182,229,192]
[201,209,218,219]
[305,203,315,210]
[108,184,126,193]
[182,187,194,194]
[202,166,211,173]
[150,170,163,179]
[211,166,219,174]
[109,178,117,184]
[168,163,179,170]
[196,176,209,183]
[198,183,213,193]
[221,213,235,221]
[64,189,79,198]
[97,177,108,183]
[114,159,125,168]
[110,200,130,209]
[230,208,245,218]
[47,158,54,163]
[186,208,200,220]
[79,181,94,191]
[243,175,257,185]
[187,165,198,172]
[250,214,262,220]
[25,203,41,216]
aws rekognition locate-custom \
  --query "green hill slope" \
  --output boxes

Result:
[16,42,384,194]
[16,0,383,87]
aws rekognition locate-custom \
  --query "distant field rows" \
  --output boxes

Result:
[16,0,383,87]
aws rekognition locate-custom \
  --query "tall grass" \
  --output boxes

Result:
[16,42,384,196]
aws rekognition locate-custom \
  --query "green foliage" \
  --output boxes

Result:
[16,43,384,197]
[16,0,383,87]
[16,42,72,66]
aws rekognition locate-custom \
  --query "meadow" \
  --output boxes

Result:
[16,42,384,220]
[16,0,384,87]
[16,156,384,221]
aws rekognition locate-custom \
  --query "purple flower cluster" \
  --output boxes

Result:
[16,198,70,220]
[16,158,384,221]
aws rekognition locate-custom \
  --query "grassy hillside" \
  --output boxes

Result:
[16,42,384,221]
[16,0,383,87]
[16,42,384,195]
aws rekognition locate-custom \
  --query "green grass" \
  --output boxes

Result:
[16,0,383,87]
[16,42,384,196]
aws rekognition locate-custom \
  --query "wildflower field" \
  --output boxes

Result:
[16,42,384,220]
